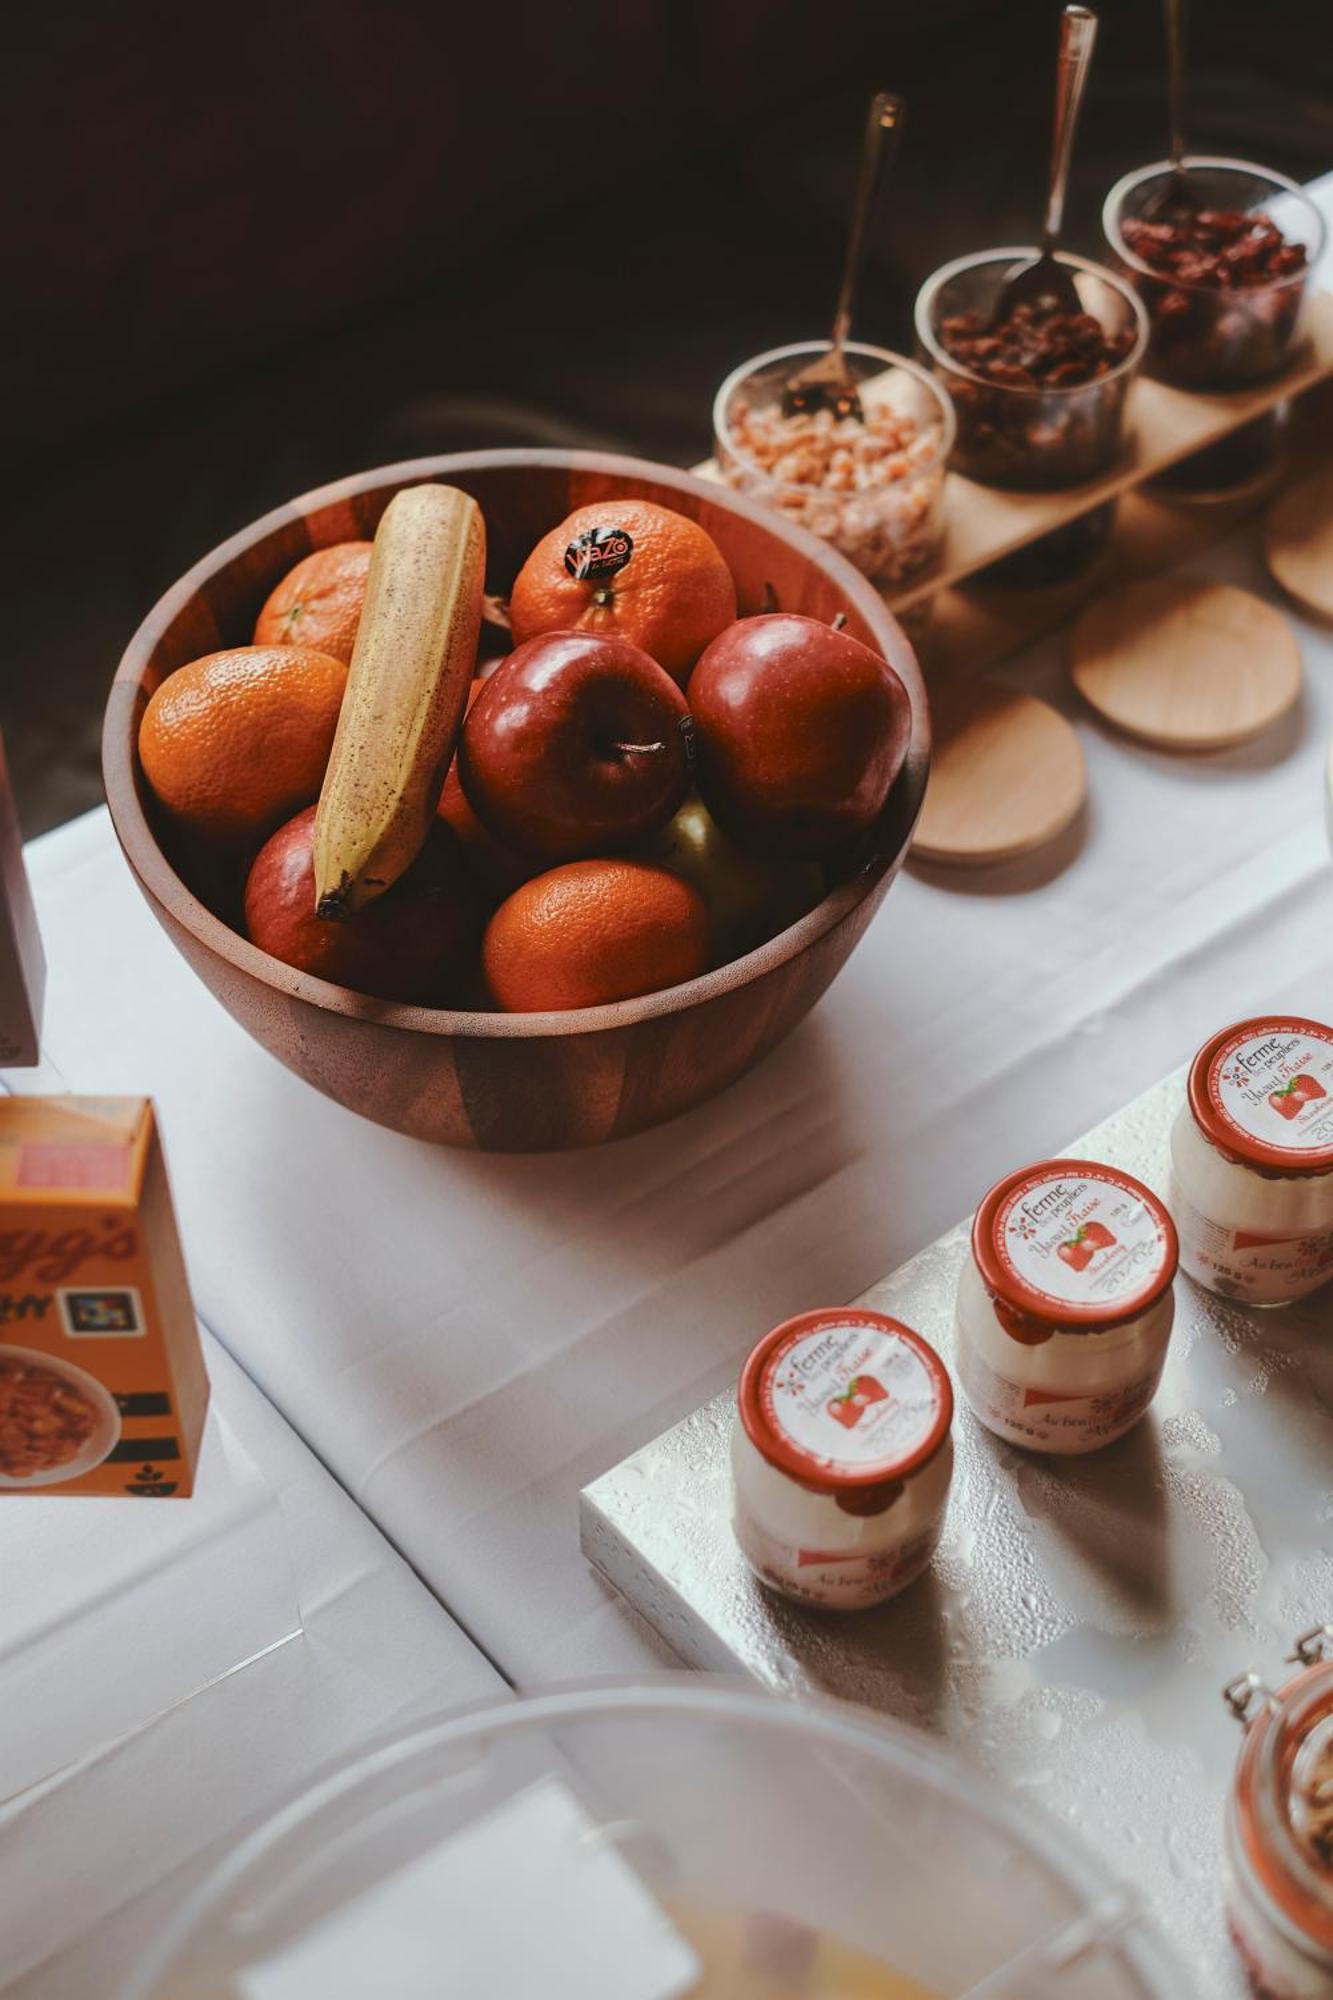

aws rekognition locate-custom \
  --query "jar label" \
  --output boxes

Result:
[733,1499,940,1610]
[957,1341,1163,1452]
[995,1167,1172,1313]
[1170,1179,1333,1304]
[760,1322,943,1478]
[1209,1023,1333,1162]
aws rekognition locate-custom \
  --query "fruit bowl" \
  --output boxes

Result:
[104,451,929,1152]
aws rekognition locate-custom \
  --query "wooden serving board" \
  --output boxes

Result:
[888,290,1333,613]
[697,297,1333,683]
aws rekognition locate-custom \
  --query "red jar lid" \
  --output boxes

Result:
[972,1158,1178,1335]
[738,1308,952,1497]
[1188,1016,1333,1175]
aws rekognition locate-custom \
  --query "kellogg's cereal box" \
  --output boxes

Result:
[0,1097,208,1495]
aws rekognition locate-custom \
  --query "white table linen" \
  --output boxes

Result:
[0,1326,503,1997]
[16,506,1333,1704]
[4,178,1333,1993]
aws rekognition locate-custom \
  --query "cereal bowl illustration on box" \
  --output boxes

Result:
[0,1344,121,1486]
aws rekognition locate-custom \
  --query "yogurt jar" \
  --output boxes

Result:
[731,1308,953,1612]
[1223,1627,1333,1999]
[955,1159,1178,1455]
[1170,1016,1333,1306]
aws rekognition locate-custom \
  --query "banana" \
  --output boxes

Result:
[313,483,484,918]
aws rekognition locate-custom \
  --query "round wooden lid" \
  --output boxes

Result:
[1264,465,1333,621]
[1070,577,1301,751]
[911,684,1086,866]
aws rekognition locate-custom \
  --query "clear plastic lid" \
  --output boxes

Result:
[124,1681,1188,2000]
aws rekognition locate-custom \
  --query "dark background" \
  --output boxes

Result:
[5,0,1329,834]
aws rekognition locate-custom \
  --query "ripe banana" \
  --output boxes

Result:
[313,483,484,918]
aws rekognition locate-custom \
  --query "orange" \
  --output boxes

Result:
[253,541,372,663]
[139,646,347,845]
[483,860,710,1011]
[508,499,736,686]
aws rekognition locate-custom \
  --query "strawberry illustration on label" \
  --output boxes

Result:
[1292,1072,1327,1104]
[826,1374,889,1428]
[1080,1220,1116,1250]
[1269,1077,1308,1120]
[1057,1226,1098,1272]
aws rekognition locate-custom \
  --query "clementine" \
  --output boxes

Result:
[253,541,372,663]
[483,860,710,1011]
[508,499,736,686]
[138,646,347,845]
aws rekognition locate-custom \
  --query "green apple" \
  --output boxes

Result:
[641,797,823,965]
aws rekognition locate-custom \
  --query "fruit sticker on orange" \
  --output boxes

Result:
[563,524,634,581]
[0,1097,208,1496]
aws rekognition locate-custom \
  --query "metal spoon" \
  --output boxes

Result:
[1142,0,1195,217]
[991,5,1099,323]
[780,91,906,424]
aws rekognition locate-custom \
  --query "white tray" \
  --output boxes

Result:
[580,1069,1333,1998]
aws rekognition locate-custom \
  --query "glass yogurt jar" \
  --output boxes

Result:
[731,1307,953,1611]
[955,1160,1178,1456]
[1170,1016,1333,1307]
[1223,1626,1333,1999]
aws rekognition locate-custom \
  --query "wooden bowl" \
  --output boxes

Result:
[104,451,929,1151]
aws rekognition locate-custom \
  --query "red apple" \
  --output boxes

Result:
[459,631,692,862]
[689,613,911,859]
[245,805,478,1004]
[438,680,540,904]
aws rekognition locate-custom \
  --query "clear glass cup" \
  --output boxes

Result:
[1103,158,1326,388]
[712,340,955,590]
[914,249,1148,492]
[125,1681,1187,2000]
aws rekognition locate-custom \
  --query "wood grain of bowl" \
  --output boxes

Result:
[104,451,930,1151]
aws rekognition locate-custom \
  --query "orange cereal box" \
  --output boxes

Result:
[0,1097,208,1496]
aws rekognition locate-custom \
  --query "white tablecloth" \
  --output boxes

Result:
[16,500,1333,1707]
[5,182,1333,1995]
[0,1326,502,1998]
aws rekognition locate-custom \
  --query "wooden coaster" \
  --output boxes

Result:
[912,685,1086,866]
[1070,577,1301,751]
[1264,464,1333,620]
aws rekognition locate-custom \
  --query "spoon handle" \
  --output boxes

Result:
[1041,5,1098,254]
[1164,0,1189,174]
[830,91,906,361]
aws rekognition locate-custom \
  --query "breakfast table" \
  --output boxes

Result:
[3,174,1333,1999]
